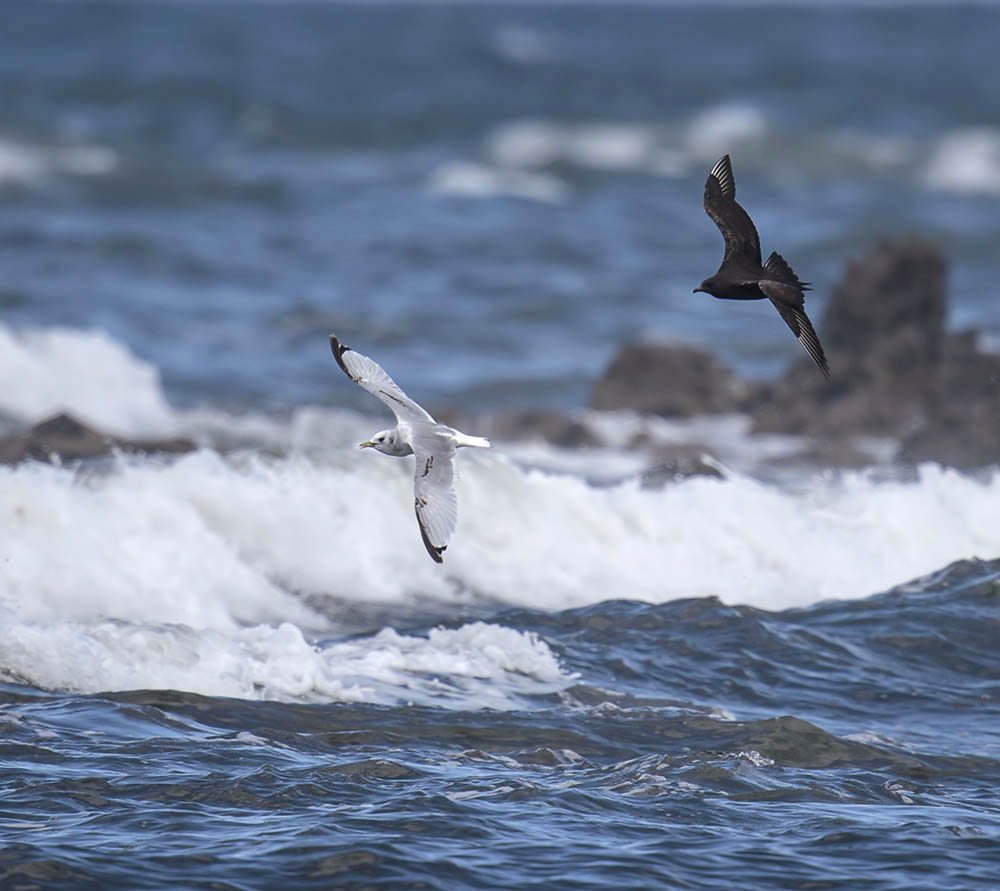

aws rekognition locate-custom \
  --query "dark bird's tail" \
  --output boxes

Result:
[763,251,811,291]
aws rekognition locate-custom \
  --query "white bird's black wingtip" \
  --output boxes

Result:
[415,506,447,564]
[329,333,354,377]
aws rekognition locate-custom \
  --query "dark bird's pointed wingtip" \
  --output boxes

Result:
[799,326,830,380]
[708,154,736,200]
[329,333,353,376]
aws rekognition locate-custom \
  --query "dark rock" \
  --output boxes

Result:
[485,409,602,448]
[897,331,1000,469]
[822,237,947,368]
[640,444,724,487]
[752,238,949,439]
[0,412,196,466]
[750,238,1000,469]
[590,341,747,417]
[434,407,603,448]
[767,437,884,470]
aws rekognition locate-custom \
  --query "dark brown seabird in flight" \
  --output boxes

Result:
[694,154,830,378]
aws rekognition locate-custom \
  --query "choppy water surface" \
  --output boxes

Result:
[3,559,1000,889]
[2,2,1000,888]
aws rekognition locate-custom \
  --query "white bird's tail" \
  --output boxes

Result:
[453,431,491,449]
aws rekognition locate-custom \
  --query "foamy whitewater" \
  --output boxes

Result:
[2,324,997,705]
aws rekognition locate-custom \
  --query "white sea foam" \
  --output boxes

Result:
[2,444,998,703]
[684,104,769,162]
[0,324,177,436]
[485,119,564,169]
[490,25,553,65]
[483,105,769,179]
[1,616,568,708]
[484,119,663,174]
[2,326,998,706]
[480,108,969,187]
[923,127,1000,196]
[561,124,658,172]
[0,139,116,184]
[427,160,568,203]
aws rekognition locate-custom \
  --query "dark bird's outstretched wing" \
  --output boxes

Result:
[703,154,762,269]
[758,281,830,378]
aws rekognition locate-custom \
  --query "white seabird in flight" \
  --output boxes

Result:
[329,333,490,563]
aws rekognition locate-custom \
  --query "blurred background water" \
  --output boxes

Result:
[1,2,999,889]
[3,0,1000,414]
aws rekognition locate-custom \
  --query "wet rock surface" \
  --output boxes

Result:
[0,413,195,466]
[897,330,1000,469]
[750,238,950,439]
[479,409,603,449]
[589,341,750,417]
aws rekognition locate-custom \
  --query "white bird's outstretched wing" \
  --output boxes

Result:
[329,334,435,425]
[411,427,459,563]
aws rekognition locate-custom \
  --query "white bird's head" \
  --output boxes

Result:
[359,428,411,457]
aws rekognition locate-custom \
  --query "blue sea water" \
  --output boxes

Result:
[1,2,1000,888]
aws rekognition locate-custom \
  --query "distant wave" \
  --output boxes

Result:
[0,611,572,708]
[427,160,569,203]
[430,105,1000,199]
[489,24,554,65]
[923,127,1000,196]
[0,324,177,437]
[0,138,116,185]
[483,104,768,176]
[426,105,769,200]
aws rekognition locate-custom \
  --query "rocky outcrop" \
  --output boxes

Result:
[750,238,999,469]
[588,238,999,470]
[752,238,948,438]
[0,413,195,466]
[479,409,602,448]
[898,330,1000,469]
[589,341,754,417]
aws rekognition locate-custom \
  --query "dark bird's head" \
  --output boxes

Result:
[693,277,718,296]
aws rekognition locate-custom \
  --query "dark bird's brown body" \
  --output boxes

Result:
[695,155,830,378]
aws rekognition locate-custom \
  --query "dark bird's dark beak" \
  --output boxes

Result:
[693,287,705,294]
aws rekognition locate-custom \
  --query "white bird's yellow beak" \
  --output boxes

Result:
[359,440,375,449]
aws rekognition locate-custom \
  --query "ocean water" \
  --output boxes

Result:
[1,2,1000,888]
